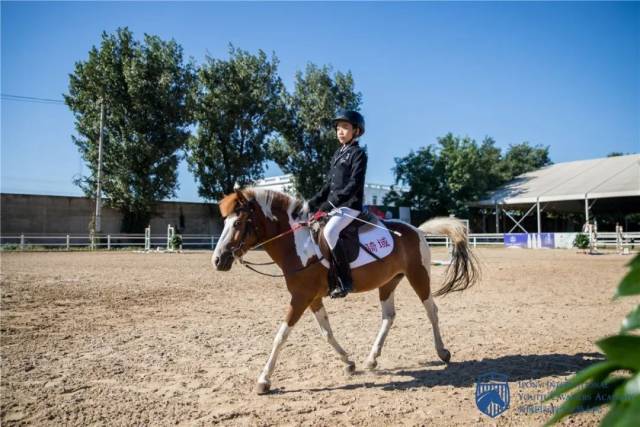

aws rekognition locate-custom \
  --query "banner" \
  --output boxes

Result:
[504,233,528,248]
[504,233,555,249]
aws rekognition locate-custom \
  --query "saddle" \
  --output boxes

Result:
[314,211,395,266]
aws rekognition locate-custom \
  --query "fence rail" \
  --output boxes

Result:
[1,231,638,251]
[0,233,220,250]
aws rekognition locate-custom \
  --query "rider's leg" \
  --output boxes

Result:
[323,207,359,298]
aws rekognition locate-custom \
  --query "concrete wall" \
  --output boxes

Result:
[0,193,222,235]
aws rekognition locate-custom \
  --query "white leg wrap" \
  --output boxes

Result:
[257,322,290,385]
[365,292,396,367]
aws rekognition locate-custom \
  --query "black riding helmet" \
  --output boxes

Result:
[333,109,365,136]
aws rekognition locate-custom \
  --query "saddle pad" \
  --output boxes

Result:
[309,217,395,269]
[350,219,394,268]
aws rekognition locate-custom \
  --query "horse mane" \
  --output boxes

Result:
[218,188,306,220]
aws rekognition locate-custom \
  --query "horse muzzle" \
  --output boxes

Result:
[214,251,234,271]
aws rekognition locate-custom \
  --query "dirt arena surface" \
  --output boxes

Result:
[1,247,634,426]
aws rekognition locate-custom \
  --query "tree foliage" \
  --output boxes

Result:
[186,46,286,201]
[268,64,362,198]
[502,142,551,178]
[383,134,536,217]
[65,27,195,232]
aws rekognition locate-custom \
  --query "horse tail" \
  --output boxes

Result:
[418,217,480,297]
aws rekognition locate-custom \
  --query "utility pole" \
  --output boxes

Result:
[95,99,105,233]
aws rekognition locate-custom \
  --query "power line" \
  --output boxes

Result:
[1,93,66,105]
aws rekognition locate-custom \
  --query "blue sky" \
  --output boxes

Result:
[2,1,639,202]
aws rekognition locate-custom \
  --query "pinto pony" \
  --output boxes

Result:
[213,188,479,394]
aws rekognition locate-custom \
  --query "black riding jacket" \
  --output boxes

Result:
[308,141,368,212]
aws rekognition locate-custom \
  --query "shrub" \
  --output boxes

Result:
[170,234,183,250]
[574,233,590,250]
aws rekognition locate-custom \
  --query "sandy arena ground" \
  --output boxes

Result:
[0,247,634,426]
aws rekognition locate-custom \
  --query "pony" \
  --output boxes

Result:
[212,188,479,394]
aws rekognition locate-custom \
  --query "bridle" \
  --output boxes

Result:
[224,200,323,277]
[227,203,256,259]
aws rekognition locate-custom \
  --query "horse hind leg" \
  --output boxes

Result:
[309,299,356,374]
[405,258,451,364]
[364,274,402,370]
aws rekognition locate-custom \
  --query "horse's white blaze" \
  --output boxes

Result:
[313,307,352,365]
[366,292,396,367]
[258,322,290,385]
[212,213,237,263]
[423,295,447,358]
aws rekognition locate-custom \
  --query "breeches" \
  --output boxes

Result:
[323,207,360,249]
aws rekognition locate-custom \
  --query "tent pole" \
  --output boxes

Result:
[536,199,541,233]
[495,203,500,233]
[584,196,589,224]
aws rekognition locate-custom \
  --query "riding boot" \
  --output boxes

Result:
[329,240,353,299]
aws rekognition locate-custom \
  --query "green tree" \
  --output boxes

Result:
[384,134,505,218]
[186,46,286,200]
[502,142,551,178]
[437,134,506,216]
[385,137,552,216]
[268,63,362,198]
[383,145,442,214]
[65,27,195,232]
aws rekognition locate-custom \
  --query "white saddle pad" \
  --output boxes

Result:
[308,216,395,269]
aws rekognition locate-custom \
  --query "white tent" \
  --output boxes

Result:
[473,154,640,232]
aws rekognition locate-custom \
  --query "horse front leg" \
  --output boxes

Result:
[309,298,356,374]
[256,294,311,395]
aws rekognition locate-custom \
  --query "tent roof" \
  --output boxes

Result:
[474,154,640,207]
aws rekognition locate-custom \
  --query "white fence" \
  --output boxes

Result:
[1,231,638,251]
[0,233,219,250]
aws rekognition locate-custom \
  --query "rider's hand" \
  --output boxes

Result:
[311,210,327,222]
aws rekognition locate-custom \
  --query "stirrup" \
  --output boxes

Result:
[330,285,349,299]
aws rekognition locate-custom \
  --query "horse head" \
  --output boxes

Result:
[213,189,263,271]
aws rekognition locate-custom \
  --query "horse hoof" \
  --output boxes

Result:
[344,362,356,375]
[440,349,451,364]
[365,360,377,370]
[256,381,271,395]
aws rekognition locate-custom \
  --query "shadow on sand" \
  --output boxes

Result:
[275,352,604,394]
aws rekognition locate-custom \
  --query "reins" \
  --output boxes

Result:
[238,219,324,278]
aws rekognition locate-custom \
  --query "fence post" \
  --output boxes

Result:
[144,227,151,251]
[167,224,175,251]
[20,234,25,250]
[107,234,111,250]
[211,235,215,250]
[66,235,70,251]
[473,236,477,248]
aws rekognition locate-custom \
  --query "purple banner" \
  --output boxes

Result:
[504,233,528,248]
[504,233,555,249]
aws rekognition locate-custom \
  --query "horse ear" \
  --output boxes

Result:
[235,189,247,205]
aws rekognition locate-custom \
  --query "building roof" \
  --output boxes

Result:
[475,154,640,207]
